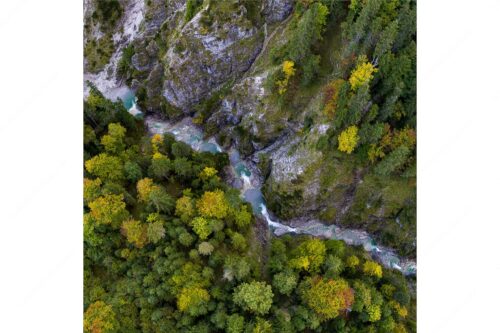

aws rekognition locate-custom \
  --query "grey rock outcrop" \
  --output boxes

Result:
[162,5,264,112]
[262,0,295,23]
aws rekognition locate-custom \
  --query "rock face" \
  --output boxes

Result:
[162,5,264,112]
[261,122,330,219]
[262,0,295,23]
[205,72,288,155]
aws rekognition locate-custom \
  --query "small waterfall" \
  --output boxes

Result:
[260,203,297,233]
[127,98,142,116]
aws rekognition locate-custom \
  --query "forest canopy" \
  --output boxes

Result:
[84,87,415,332]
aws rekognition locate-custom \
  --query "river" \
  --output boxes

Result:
[139,101,416,276]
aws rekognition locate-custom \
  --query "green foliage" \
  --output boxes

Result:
[117,44,135,80]
[177,286,210,316]
[147,186,175,213]
[271,2,329,86]
[121,219,147,248]
[374,145,411,176]
[289,238,326,273]
[226,314,245,333]
[272,269,298,296]
[185,0,202,22]
[150,153,171,179]
[146,214,166,244]
[233,281,274,316]
[92,0,123,32]
[234,206,252,230]
[198,241,214,255]
[190,217,212,240]
[84,34,115,73]
[85,153,123,181]
[123,161,142,182]
[101,123,126,154]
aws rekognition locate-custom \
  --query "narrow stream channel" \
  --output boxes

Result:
[102,87,416,276]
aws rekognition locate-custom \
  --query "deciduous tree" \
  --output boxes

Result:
[197,190,229,219]
[88,194,128,227]
[84,301,119,333]
[85,153,124,181]
[233,281,274,315]
[338,125,359,154]
[300,276,354,321]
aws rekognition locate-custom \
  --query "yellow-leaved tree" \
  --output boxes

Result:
[338,125,359,154]
[177,286,210,316]
[363,260,383,279]
[136,178,156,202]
[276,60,296,95]
[196,190,229,219]
[199,167,218,181]
[349,61,377,91]
[151,134,163,154]
[300,276,354,321]
[84,301,119,333]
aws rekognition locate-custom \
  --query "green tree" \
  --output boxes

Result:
[289,238,326,273]
[147,186,175,214]
[177,286,210,317]
[226,314,245,333]
[190,217,212,240]
[84,178,102,205]
[234,206,252,230]
[272,269,298,296]
[233,281,274,315]
[224,255,251,281]
[230,232,247,252]
[198,241,214,256]
[123,161,142,182]
[121,219,147,248]
[100,123,126,154]
[252,318,273,333]
[146,213,165,244]
[150,153,171,179]
[85,153,124,181]
[175,195,195,222]
[374,145,411,176]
